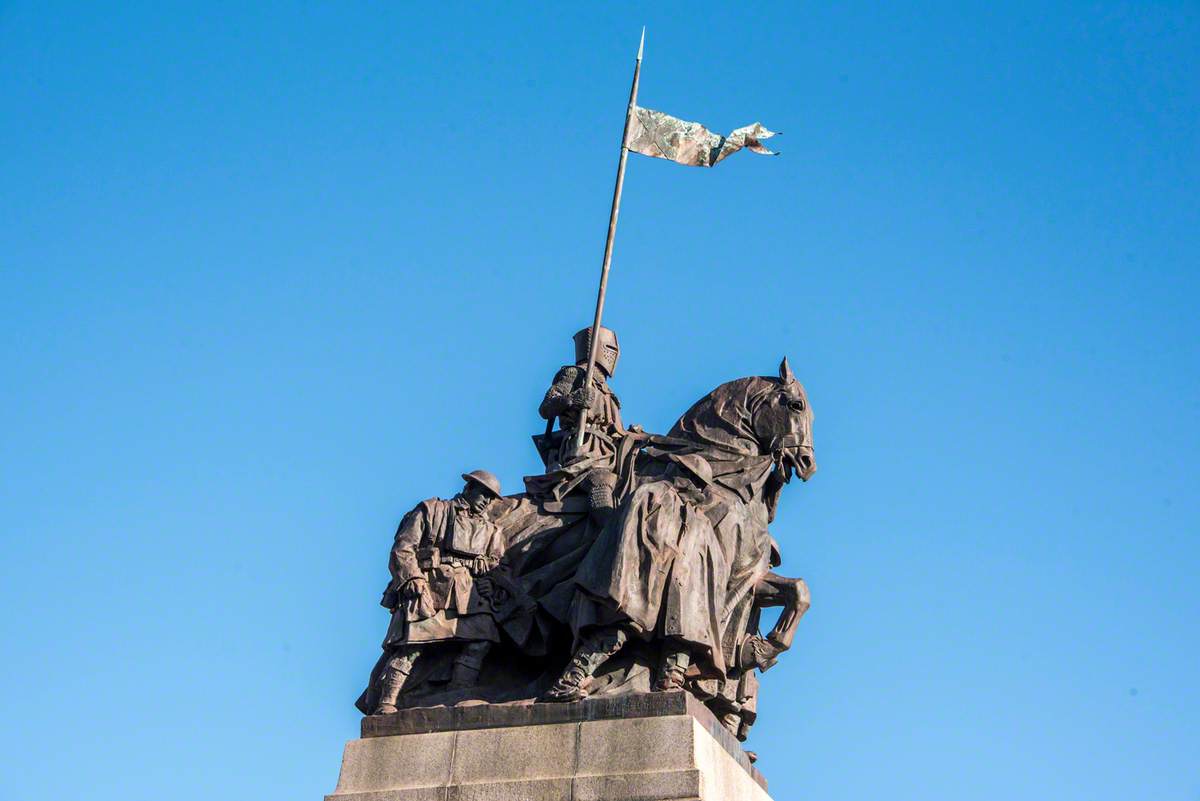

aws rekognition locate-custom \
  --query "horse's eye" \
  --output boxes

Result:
[788,400,805,412]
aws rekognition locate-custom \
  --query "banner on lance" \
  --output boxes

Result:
[625,106,779,168]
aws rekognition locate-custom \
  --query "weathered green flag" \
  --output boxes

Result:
[626,106,778,167]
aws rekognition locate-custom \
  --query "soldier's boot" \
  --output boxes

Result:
[545,627,628,702]
[655,644,691,691]
[374,649,418,715]
[584,471,617,528]
[448,641,491,690]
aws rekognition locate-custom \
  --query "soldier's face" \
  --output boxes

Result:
[462,484,492,514]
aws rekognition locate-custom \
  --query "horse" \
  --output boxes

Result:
[542,357,816,738]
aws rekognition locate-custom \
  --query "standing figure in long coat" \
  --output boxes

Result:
[360,470,505,715]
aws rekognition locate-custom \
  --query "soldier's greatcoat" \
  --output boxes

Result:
[383,498,506,645]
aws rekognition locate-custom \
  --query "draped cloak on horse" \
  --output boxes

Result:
[565,365,814,686]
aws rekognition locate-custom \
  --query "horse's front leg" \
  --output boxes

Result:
[738,571,811,672]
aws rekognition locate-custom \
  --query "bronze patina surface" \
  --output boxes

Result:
[356,343,815,744]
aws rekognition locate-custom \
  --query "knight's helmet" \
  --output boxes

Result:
[573,326,620,377]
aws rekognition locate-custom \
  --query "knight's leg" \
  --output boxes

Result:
[448,640,491,690]
[583,470,617,527]
[655,640,691,691]
[545,626,629,702]
[374,646,420,715]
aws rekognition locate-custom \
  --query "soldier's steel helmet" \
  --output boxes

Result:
[460,470,502,498]
[573,326,620,377]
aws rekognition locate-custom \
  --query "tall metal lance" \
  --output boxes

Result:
[574,27,644,451]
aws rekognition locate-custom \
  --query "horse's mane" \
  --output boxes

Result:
[646,371,794,515]
[667,375,781,456]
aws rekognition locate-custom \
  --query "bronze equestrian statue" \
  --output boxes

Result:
[358,341,815,742]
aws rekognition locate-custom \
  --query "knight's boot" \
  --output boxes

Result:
[545,627,628,702]
[720,710,743,738]
[655,645,691,691]
[585,471,617,528]
[374,649,418,715]
[448,641,491,690]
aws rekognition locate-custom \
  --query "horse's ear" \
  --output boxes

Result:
[779,357,795,384]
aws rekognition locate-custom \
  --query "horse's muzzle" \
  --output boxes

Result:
[779,446,817,482]
[794,448,817,481]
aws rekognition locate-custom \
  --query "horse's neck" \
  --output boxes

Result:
[664,375,783,500]
[706,452,776,503]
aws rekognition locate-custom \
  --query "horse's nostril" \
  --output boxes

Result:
[796,451,817,480]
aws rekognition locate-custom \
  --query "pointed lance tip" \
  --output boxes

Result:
[638,26,645,61]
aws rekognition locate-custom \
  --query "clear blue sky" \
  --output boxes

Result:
[2,3,1197,800]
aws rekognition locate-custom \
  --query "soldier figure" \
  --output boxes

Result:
[370,470,505,715]
[535,326,625,524]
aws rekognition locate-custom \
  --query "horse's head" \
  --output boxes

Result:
[667,357,816,483]
[751,358,816,482]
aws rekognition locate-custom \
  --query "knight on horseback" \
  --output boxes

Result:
[528,325,627,526]
[543,358,817,738]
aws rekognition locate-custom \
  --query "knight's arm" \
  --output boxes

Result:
[538,366,579,420]
[608,390,625,433]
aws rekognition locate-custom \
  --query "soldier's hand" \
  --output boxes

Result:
[402,577,438,618]
[402,577,430,600]
[414,584,438,619]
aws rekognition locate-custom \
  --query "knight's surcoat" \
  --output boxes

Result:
[532,365,624,492]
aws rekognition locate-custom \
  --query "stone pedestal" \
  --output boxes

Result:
[326,691,772,801]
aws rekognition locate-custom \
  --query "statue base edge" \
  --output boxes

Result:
[328,691,772,801]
